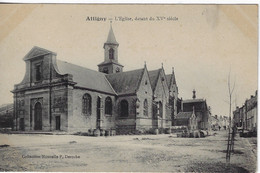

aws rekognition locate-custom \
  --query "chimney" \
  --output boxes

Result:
[192,89,196,99]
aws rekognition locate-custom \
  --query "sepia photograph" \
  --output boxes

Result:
[0,4,258,172]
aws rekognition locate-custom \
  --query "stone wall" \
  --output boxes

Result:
[68,88,116,133]
[153,71,171,129]
[51,85,69,131]
[13,52,71,132]
[115,95,137,134]
[136,68,154,131]
[14,88,51,131]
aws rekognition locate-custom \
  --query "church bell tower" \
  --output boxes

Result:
[98,23,124,74]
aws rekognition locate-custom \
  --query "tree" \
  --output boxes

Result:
[227,69,236,128]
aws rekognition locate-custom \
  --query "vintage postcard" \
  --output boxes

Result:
[0,4,257,172]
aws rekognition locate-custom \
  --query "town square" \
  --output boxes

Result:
[0,4,257,172]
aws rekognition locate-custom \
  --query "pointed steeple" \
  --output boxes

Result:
[105,22,118,45]
[98,23,123,74]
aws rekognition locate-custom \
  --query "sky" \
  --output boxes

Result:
[0,4,258,117]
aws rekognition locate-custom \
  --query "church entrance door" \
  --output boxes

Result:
[56,116,60,130]
[96,97,101,129]
[34,102,42,130]
[19,118,25,131]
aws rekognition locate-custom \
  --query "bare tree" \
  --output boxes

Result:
[226,69,236,163]
[228,69,236,128]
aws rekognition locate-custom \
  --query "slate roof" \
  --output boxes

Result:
[56,60,116,95]
[166,74,171,88]
[105,68,144,95]
[97,60,123,67]
[148,69,161,91]
[105,25,118,45]
[183,99,205,103]
[175,112,193,120]
[166,73,176,88]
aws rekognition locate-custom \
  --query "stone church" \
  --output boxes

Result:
[12,26,178,134]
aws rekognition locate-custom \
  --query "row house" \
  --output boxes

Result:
[233,90,257,132]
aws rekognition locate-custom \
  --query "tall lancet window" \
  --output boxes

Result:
[82,93,92,115]
[143,99,148,116]
[105,97,112,115]
[109,48,114,60]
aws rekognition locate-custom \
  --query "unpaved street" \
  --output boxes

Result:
[0,131,256,172]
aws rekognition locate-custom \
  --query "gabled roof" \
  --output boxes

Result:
[56,60,116,95]
[105,68,144,95]
[176,112,193,120]
[148,69,161,91]
[166,73,176,88]
[105,25,118,45]
[23,46,56,61]
[166,74,171,88]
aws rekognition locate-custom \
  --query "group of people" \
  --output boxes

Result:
[211,125,227,131]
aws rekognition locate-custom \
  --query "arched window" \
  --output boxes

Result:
[105,97,112,115]
[143,99,148,116]
[109,48,114,59]
[120,100,129,117]
[82,93,92,115]
[158,101,163,117]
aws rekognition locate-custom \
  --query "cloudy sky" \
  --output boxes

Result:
[0,4,257,117]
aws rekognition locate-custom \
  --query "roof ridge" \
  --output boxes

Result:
[105,68,144,76]
[148,68,161,91]
[105,68,145,95]
[136,68,145,93]
[148,68,161,73]
[165,74,172,89]
[183,98,205,101]
[103,75,117,95]
[153,69,161,92]
[23,46,56,61]
[56,59,116,95]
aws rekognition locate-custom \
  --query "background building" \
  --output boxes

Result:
[233,90,257,133]
[0,104,13,129]
[175,90,210,131]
